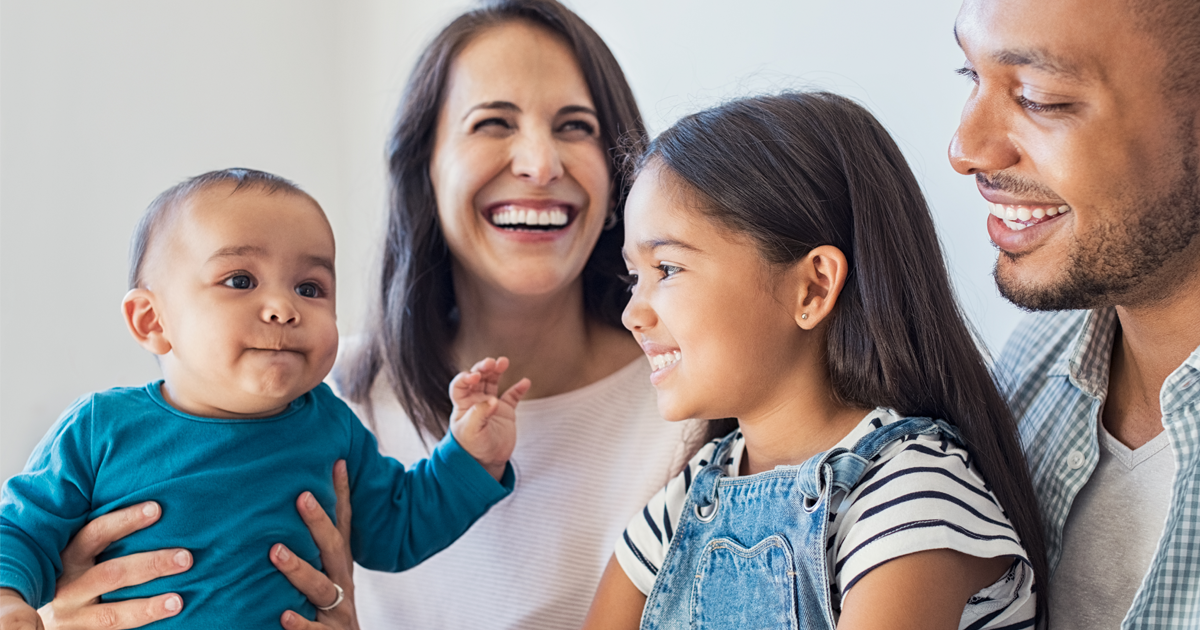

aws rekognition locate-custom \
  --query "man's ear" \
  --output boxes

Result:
[122,289,171,355]
[790,245,850,330]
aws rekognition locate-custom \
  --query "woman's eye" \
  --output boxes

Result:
[559,120,596,135]
[657,263,682,279]
[223,275,254,290]
[295,283,321,299]
[473,117,512,132]
[955,65,979,84]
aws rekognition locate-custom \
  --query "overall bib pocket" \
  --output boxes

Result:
[690,534,799,629]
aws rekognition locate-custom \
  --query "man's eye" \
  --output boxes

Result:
[224,275,254,290]
[295,283,320,298]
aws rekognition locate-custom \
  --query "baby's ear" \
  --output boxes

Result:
[122,289,171,355]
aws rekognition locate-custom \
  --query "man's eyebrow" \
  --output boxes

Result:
[953,24,1087,82]
[209,245,267,261]
[463,101,520,120]
[993,49,1087,81]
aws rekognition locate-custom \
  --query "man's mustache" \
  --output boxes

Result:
[976,171,1062,201]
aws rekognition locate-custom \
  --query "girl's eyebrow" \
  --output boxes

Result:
[639,238,702,253]
[622,238,704,263]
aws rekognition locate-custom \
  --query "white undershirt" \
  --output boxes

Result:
[1049,420,1174,630]
[340,358,693,630]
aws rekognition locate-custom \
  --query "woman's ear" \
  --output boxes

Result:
[122,289,171,355]
[791,245,849,330]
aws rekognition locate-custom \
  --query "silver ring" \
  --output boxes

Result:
[316,583,345,611]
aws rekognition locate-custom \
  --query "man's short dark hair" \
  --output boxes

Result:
[128,168,311,289]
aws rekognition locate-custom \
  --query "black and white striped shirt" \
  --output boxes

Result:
[615,408,1035,629]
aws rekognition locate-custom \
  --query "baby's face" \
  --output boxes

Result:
[146,185,338,418]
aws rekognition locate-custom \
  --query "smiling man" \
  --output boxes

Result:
[950,0,1200,627]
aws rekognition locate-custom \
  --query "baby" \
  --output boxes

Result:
[0,168,530,628]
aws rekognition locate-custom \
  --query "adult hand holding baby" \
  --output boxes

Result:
[1,502,189,630]
[448,357,531,482]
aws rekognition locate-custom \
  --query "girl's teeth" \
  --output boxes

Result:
[650,350,682,370]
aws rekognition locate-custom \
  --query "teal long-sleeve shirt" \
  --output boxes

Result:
[0,381,513,628]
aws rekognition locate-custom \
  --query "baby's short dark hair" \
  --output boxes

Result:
[128,168,311,289]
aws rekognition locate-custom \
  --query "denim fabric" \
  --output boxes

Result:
[640,417,959,629]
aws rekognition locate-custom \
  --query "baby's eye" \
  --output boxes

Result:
[295,282,321,299]
[224,274,254,290]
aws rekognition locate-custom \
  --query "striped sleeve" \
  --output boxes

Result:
[830,434,1031,613]
[615,440,720,595]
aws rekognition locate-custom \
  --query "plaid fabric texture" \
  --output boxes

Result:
[996,308,1200,629]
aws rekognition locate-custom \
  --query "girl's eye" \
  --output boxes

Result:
[955,65,979,84]
[224,274,254,290]
[656,263,682,279]
[618,273,638,293]
[295,283,321,299]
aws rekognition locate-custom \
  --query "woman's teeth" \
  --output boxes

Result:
[988,202,1071,231]
[649,351,681,371]
[490,207,569,228]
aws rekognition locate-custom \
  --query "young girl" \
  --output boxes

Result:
[582,92,1048,630]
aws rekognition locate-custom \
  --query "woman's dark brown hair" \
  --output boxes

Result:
[338,0,645,439]
[640,91,1048,621]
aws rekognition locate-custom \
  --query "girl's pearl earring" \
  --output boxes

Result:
[800,313,809,320]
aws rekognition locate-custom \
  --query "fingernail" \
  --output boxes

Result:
[304,492,317,510]
[275,545,291,561]
[143,502,159,518]
[174,550,190,567]
[283,611,294,624]
[335,460,346,475]
[165,595,182,612]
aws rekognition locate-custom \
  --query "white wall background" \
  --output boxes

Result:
[0,0,1023,482]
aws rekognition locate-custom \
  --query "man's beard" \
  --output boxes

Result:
[996,124,1200,311]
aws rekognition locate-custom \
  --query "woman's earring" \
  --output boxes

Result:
[801,313,809,320]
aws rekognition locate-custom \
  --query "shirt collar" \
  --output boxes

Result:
[1053,307,1118,399]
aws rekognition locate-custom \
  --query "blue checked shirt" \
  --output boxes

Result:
[997,308,1200,629]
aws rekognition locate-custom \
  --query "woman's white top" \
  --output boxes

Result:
[344,358,692,630]
[618,408,1036,629]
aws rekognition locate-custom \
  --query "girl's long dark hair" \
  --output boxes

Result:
[338,0,645,439]
[642,91,1048,621]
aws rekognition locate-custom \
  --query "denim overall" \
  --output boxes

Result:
[640,416,961,630]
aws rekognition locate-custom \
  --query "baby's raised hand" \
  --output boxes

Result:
[448,357,530,481]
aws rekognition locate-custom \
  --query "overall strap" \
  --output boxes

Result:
[689,429,741,511]
[798,416,963,501]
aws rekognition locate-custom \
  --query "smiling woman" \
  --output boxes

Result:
[329,1,692,628]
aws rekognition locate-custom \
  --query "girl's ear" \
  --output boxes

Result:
[122,289,171,355]
[791,245,849,330]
